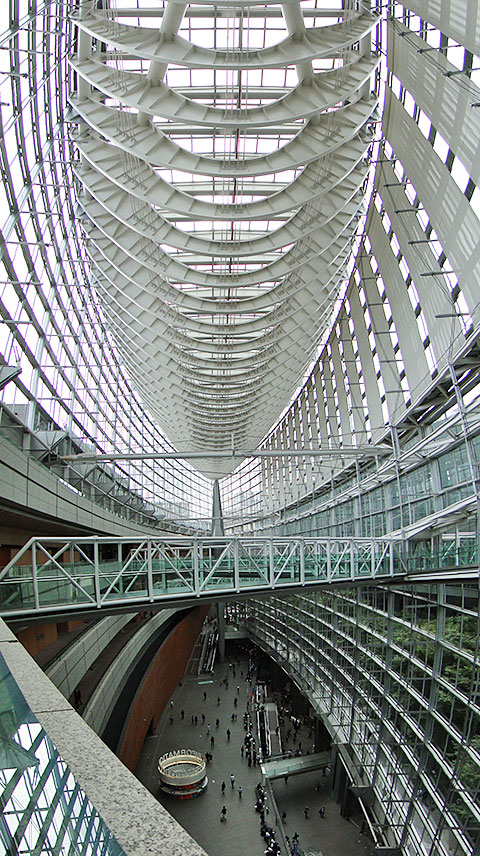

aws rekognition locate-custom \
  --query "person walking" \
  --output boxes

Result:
[226,728,231,740]
[220,806,227,823]
[216,718,220,728]
[221,781,226,794]
[230,773,235,788]
[201,713,206,724]
[169,715,174,725]
[210,735,215,747]
[318,806,325,818]
[207,723,211,734]
[194,715,198,725]
[304,806,309,819]
[238,786,243,799]
[180,709,185,720]
[217,696,221,705]
[203,691,207,701]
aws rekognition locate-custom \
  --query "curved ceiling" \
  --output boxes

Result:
[71,0,380,477]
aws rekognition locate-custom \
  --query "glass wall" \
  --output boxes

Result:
[0,1,211,531]
[235,584,480,856]
[0,652,126,856]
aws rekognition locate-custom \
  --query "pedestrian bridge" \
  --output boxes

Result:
[261,750,331,782]
[0,535,477,620]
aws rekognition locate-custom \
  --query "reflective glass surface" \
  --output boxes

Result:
[0,653,126,856]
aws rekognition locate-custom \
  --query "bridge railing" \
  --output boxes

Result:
[0,536,407,616]
[2,535,476,617]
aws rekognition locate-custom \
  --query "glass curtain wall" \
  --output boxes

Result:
[234,585,480,856]
[0,1,211,531]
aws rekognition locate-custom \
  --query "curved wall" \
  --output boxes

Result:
[118,605,210,771]
[83,609,178,736]
[46,613,133,698]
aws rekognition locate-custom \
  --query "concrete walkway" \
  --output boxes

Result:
[135,651,375,856]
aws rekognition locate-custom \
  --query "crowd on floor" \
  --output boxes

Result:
[140,639,374,856]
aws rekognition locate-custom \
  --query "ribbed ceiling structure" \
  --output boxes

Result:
[71,0,380,477]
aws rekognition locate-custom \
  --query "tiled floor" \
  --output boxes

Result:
[135,654,374,856]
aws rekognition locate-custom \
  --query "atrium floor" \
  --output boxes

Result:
[135,652,375,856]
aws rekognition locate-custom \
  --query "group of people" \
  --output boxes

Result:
[255,783,281,855]
[243,726,259,767]
[170,647,328,854]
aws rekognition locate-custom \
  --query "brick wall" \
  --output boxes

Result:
[117,605,210,771]
[17,622,58,655]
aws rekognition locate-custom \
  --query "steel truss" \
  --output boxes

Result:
[70,0,380,477]
[1,533,478,618]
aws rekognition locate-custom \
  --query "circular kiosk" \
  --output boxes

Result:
[158,750,207,799]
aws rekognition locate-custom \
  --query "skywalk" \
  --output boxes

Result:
[0,535,476,620]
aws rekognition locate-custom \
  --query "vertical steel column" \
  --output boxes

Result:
[269,540,275,587]
[32,542,40,611]
[233,538,240,591]
[93,537,101,607]
[193,540,200,595]
[211,479,225,536]
[147,538,153,601]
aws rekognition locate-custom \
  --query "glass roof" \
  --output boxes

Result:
[70,0,380,476]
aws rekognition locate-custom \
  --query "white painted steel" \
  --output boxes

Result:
[70,1,379,476]
[0,535,403,617]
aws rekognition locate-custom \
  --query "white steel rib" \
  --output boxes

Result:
[75,135,368,219]
[72,98,377,176]
[74,9,379,69]
[71,0,379,477]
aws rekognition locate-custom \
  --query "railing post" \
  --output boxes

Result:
[350,540,355,580]
[371,540,376,579]
[93,537,101,607]
[269,540,274,587]
[193,540,200,595]
[147,539,153,601]
[327,540,331,582]
[233,538,240,592]
[32,541,40,611]
[299,540,305,585]
[390,541,394,576]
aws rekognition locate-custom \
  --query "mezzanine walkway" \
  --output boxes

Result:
[0,535,477,620]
